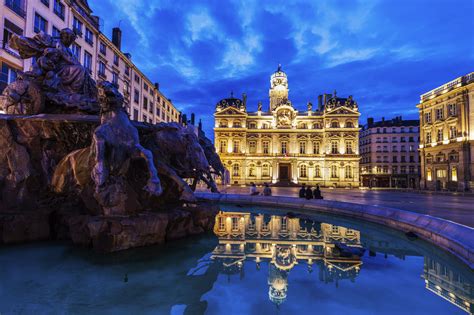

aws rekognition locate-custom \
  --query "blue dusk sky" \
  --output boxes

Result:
[89,0,474,138]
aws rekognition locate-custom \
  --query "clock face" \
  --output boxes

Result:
[274,78,286,86]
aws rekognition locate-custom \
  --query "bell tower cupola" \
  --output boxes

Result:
[269,64,289,111]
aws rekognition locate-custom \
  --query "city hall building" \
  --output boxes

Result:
[214,66,360,187]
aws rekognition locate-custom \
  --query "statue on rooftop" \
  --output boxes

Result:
[0,28,98,114]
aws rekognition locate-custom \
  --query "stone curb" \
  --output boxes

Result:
[196,192,474,269]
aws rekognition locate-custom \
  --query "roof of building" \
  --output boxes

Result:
[364,117,420,129]
[216,93,244,110]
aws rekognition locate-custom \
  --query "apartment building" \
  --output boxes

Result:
[417,72,474,191]
[0,0,180,124]
[360,116,420,188]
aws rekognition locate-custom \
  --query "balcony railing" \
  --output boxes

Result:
[5,0,26,18]
[421,72,474,102]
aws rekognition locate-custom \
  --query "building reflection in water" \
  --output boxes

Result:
[211,211,364,306]
[423,256,473,314]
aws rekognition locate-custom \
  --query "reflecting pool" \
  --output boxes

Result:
[0,205,472,315]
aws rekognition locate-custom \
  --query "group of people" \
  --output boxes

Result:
[249,183,272,196]
[299,184,324,200]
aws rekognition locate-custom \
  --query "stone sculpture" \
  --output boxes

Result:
[52,82,162,215]
[0,28,98,114]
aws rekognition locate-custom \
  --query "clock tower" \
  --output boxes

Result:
[269,64,289,111]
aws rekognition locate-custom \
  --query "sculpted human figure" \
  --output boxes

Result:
[2,28,98,113]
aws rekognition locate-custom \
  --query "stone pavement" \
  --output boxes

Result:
[198,185,474,228]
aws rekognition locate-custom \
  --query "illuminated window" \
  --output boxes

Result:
[231,217,239,231]
[331,121,339,128]
[424,112,431,123]
[346,121,354,128]
[263,141,269,154]
[437,129,443,142]
[436,108,444,120]
[300,164,307,178]
[314,165,321,178]
[232,164,240,177]
[249,141,256,154]
[281,141,287,154]
[233,140,240,153]
[426,132,432,143]
[331,225,339,233]
[345,141,353,154]
[331,141,338,154]
[448,104,457,116]
[449,126,457,139]
[218,216,225,231]
[233,121,241,128]
[219,140,227,153]
[299,142,306,154]
[281,217,287,231]
[313,142,320,154]
[331,165,338,178]
[345,165,353,178]
[436,169,446,178]
[451,167,457,182]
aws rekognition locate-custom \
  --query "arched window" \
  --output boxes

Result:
[233,121,242,128]
[232,164,240,177]
[313,123,321,129]
[345,165,353,178]
[451,166,457,182]
[261,123,269,129]
[331,121,340,128]
[426,168,432,181]
[249,122,257,129]
[331,165,338,178]
[262,164,270,177]
[346,121,354,128]
[299,123,307,129]
[219,140,227,153]
[219,120,228,128]
[314,165,321,178]
[300,164,308,178]
[248,164,256,177]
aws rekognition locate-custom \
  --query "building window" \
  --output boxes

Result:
[435,108,444,120]
[83,51,92,72]
[299,142,306,154]
[314,165,321,178]
[41,0,49,6]
[331,121,339,128]
[143,97,148,111]
[99,41,107,55]
[346,121,354,128]
[424,112,431,123]
[331,141,338,154]
[249,141,256,154]
[401,166,407,174]
[85,27,93,45]
[249,122,257,129]
[281,141,287,154]
[233,121,241,128]
[263,141,269,154]
[52,26,60,38]
[392,166,398,174]
[144,83,148,91]
[436,169,446,178]
[72,17,83,36]
[248,164,256,177]
[114,53,119,66]
[98,61,106,78]
[427,169,432,181]
[233,140,240,153]
[218,217,225,231]
[313,142,320,154]
[71,43,80,60]
[53,0,65,19]
[437,129,443,142]
[125,65,130,76]
[1,63,18,86]
[426,132,432,143]
[409,166,415,174]
[299,164,307,178]
[449,126,457,139]
[331,165,338,178]
[34,13,48,33]
[134,89,139,103]
[448,104,457,116]
[451,167,457,182]
[345,141,353,154]
[112,72,119,86]
[232,164,240,177]
[134,74,140,83]
[262,164,270,177]
[231,217,239,231]
[133,108,138,120]
[344,165,353,179]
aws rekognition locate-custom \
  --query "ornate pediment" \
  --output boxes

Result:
[325,106,359,116]
[216,107,246,116]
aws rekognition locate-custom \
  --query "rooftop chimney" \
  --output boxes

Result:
[191,113,195,125]
[367,118,374,127]
[318,95,323,110]
[154,82,160,90]
[112,27,122,50]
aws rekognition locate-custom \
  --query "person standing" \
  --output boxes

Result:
[299,184,306,198]
[263,183,272,196]
[305,185,313,200]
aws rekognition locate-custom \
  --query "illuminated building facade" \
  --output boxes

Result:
[360,116,420,188]
[417,72,474,191]
[211,211,363,306]
[214,66,360,187]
